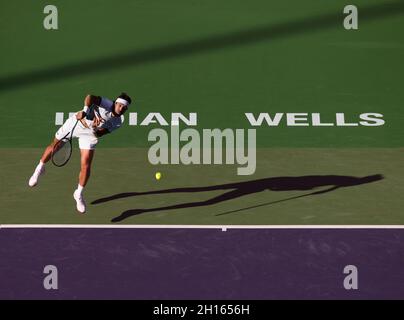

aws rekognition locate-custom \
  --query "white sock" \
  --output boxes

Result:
[36,160,45,171]
[76,184,84,195]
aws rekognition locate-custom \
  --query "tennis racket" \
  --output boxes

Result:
[51,119,79,167]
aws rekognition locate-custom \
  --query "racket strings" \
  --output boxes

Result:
[51,120,78,167]
[52,139,72,167]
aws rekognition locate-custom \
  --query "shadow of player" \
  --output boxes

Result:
[91,174,384,223]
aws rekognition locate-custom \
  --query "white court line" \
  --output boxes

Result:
[1,224,404,229]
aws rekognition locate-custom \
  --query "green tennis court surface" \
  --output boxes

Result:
[1,148,402,224]
[0,0,403,224]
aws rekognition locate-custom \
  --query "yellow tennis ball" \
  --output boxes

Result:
[155,172,162,180]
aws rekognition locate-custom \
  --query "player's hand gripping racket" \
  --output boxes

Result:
[92,106,105,128]
[51,119,79,167]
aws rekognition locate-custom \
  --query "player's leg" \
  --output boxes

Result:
[78,148,95,188]
[40,138,61,163]
[73,149,94,213]
[73,134,97,213]
[28,138,62,187]
[28,116,75,187]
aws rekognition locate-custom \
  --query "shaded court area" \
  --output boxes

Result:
[0,227,404,299]
[1,1,404,93]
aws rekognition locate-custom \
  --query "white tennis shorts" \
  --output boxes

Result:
[55,115,98,150]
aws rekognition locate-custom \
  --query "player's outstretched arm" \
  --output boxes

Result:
[77,94,103,120]
[76,111,87,120]
[84,94,101,107]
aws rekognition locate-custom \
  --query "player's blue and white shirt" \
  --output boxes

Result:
[86,97,123,133]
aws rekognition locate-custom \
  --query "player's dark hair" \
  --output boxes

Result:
[118,92,132,105]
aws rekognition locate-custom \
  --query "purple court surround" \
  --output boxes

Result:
[0,228,404,299]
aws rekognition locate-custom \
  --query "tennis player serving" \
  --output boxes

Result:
[28,92,132,213]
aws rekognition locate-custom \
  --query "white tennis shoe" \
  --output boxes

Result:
[73,190,86,213]
[28,165,45,187]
